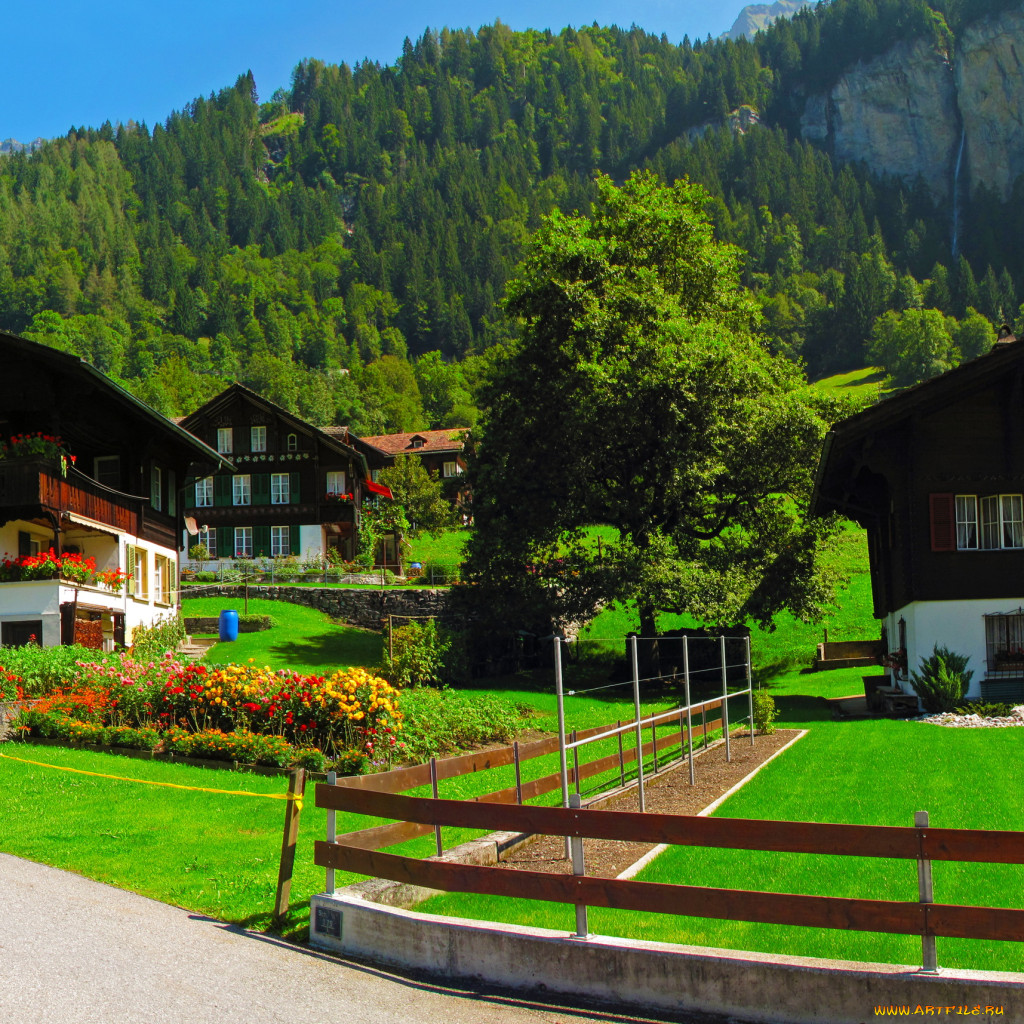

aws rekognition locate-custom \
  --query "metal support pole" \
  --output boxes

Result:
[617,720,625,787]
[325,770,337,895]
[430,757,443,856]
[554,637,571,858]
[746,635,755,745]
[571,729,580,796]
[513,741,523,804]
[684,637,695,784]
[630,634,646,812]
[721,635,731,762]
[569,793,589,939]
[652,720,658,773]
[916,810,938,973]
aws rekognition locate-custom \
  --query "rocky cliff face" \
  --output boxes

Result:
[799,4,1024,203]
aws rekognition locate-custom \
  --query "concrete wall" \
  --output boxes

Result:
[188,584,455,632]
[311,892,1024,1024]
[887,598,1024,698]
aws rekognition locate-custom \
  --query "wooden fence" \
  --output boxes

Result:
[315,710,1024,971]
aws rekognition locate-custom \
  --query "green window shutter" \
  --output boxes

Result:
[168,471,177,517]
[290,472,301,503]
[253,525,271,557]
[253,473,271,506]
[214,474,231,507]
[290,526,301,555]
[207,527,218,558]
[126,545,136,597]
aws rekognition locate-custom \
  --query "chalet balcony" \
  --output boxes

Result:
[0,457,175,549]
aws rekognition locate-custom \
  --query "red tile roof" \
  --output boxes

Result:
[360,428,468,456]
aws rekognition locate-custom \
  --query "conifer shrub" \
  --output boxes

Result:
[911,646,973,713]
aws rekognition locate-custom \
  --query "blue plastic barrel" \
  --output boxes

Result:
[218,609,239,642]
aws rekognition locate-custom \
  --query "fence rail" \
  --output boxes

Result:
[314,784,1024,955]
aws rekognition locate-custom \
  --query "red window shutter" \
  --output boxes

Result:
[930,493,955,551]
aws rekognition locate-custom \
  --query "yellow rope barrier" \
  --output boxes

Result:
[0,750,302,808]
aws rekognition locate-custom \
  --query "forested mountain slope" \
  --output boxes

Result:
[0,0,1022,427]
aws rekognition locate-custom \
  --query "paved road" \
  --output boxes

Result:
[0,854,728,1024]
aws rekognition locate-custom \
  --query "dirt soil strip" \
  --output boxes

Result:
[495,729,804,879]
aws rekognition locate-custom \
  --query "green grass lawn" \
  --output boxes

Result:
[811,365,888,405]
[405,527,470,565]
[181,596,382,672]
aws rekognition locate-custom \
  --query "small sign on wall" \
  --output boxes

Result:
[315,905,342,939]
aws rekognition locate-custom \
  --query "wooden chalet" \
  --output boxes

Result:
[179,384,397,568]
[811,331,1024,702]
[0,331,226,648]
[361,428,470,515]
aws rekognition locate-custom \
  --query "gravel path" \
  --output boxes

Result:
[0,853,727,1024]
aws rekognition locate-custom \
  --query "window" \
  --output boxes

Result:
[198,526,217,558]
[195,476,214,508]
[234,527,253,558]
[286,433,298,452]
[232,474,251,506]
[217,427,233,454]
[411,437,424,449]
[955,495,978,550]
[251,425,267,452]
[326,470,346,495]
[1,620,43,647]
[271,472,290,504]
[126,545,148,599]
[985,610,1024,675]
[154,554,174,605]
[94,456,120,489]
[150,465,163,511]
[932,492,1024,551]
[271,526,290,557]
[443,461,462,478]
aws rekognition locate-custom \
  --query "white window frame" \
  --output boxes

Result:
[154,554,174,606]
[232,474,251,506]
[955,495,978,550]
[979,493,1023,550]
[127,545,149,600]
[195,476,213,508]
[251,425,267,452]
[217,427,233,454]
[271,472,290,505]
[271,525,290,557]
[151,466,163,511]
[199,526,217,559]
[234,527,253,558]
[443,460,462,478]
[326,470,346,495]
[286,433,298,452]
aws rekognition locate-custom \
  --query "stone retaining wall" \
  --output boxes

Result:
[188,585,456,632]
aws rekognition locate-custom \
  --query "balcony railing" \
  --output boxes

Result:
[184,501,356,526]
[0,457,187,548]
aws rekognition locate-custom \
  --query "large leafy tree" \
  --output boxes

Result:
[464,172,842,658]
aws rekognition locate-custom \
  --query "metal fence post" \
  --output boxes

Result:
[325,770,336,895]
[652,719,658,773]
[430,757,443,856]
[720,635,731,762]
[554,637,571,858]
[746,635,755,746]
[916,810,938,973]
[569,793,589,939]
[684,636,695,784]
[630,634,646,812]
[513,740,523,804]
[571,729,580,796]
[617,720,625,787]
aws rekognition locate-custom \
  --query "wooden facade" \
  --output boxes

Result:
[812,335,1024,694]
[179,384,392,565]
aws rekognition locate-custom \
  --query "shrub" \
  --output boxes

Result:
[331,749,369,776]
[752,689,778,734]
[954,701,1016,718]
[290,746,328,771]
[165,727,292,767]
[130,614,186,660]
[106,725,161,750]
[911,645,973,713]
[398,687,527,761]
[383,619,449,688]
[0,644,112,697]
[239,614,276,630]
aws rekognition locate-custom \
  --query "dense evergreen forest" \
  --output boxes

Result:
[1,0,1021,427]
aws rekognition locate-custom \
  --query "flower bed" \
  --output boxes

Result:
[6,655,405,773]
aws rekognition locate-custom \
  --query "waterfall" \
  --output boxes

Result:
[951,128,966,258]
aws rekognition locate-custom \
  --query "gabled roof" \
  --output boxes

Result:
[360,428,469,457]
[0,331,229,468]
[811,336,1024,516]
[181,382,377,480]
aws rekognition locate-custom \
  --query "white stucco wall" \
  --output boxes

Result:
[299,525,323,560]
[885,598,1024,699]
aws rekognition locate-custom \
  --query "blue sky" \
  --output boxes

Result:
[1,1,751,142]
